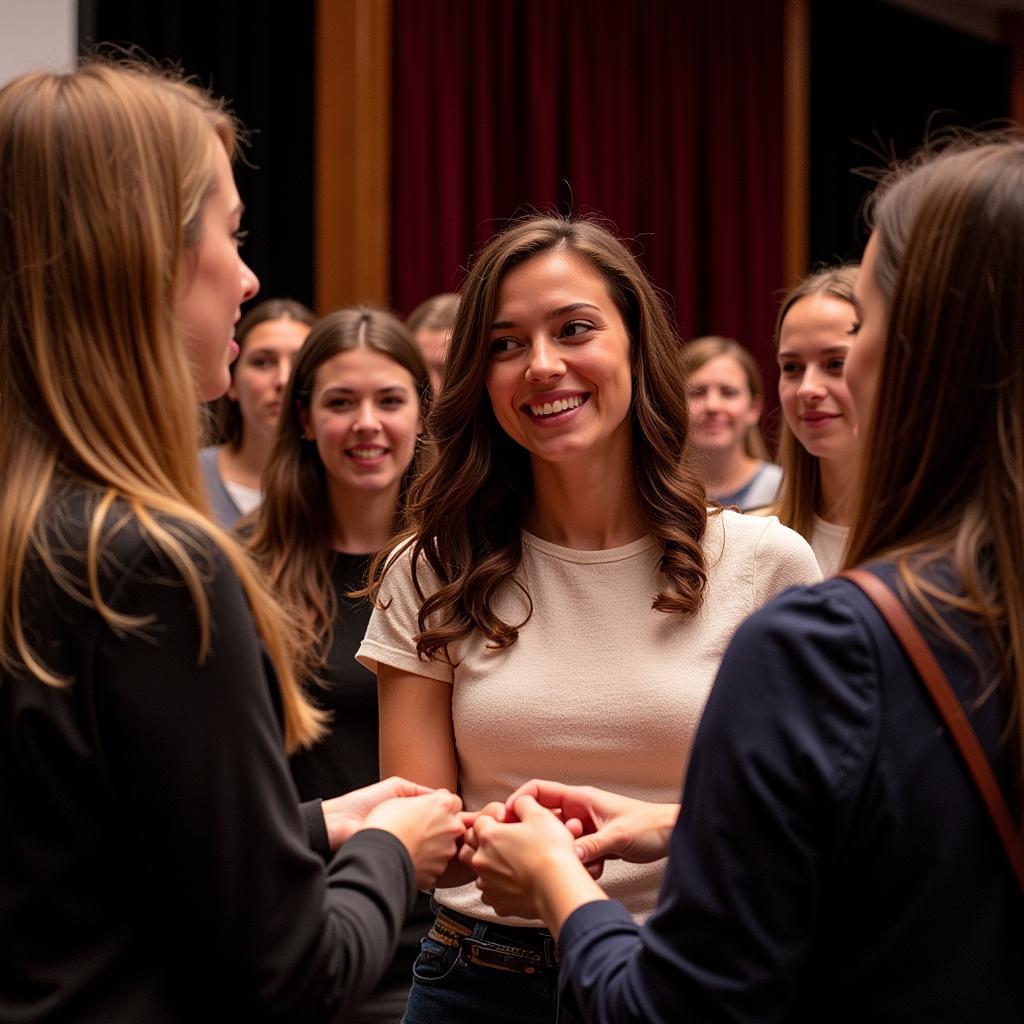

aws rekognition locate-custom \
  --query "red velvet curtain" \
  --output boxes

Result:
[391,0,785,401]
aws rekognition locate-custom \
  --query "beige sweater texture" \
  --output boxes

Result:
[358,510,821,925]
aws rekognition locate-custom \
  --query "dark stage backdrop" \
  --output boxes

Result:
[80,0,317,311]
[809,0,1011,266]
[390,0,787,395]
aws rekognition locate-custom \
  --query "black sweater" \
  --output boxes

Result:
[0,490,415,1022]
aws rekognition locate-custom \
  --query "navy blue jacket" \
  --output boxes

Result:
[560,569,1024,1023]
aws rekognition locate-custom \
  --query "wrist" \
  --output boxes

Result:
[533,846,605,940]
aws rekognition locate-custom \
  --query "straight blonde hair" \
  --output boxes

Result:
[0,60,323,752]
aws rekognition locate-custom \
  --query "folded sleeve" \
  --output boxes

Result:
[356,542,454,684]
[93,537,416,1020]
[559,583,878,1024]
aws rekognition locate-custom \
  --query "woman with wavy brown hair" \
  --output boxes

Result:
[0,61,464,1022]
[465,139,1024,1023]
[357,216,820,1022]
[249,307,433,1023]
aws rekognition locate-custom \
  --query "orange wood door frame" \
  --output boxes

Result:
[314,0,392,313]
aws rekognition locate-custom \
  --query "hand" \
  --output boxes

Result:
[468,795,604,932]
[505,779,678,877]
[361,789,465,889]
[320,776,435,851]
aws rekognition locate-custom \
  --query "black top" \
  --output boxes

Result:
[0,489,415,1023]
[289,552,433,993]
[559,567,1024,1023]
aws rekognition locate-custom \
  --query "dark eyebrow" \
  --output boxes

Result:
[320,384,409,396]
[777,344,851,359]
[491,302,602,331]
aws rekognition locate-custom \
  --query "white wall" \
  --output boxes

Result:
[0,0,75,87]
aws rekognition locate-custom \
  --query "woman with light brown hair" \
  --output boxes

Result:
[464,138,1024,1022]
[249,307,433,1023]
[681,335,781,510]
[357,216,820,1022]
[201,296,316,526]
[405,292,459,394]
[770,264,861,574]
[0,60,463,1021]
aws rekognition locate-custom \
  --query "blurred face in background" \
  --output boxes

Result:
[229,317,310,443]
[686,354,761,456]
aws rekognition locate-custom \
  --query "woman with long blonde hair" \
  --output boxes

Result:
[0,61,462,1021]
[464,138,1024,1022]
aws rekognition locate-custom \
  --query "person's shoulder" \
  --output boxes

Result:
[715,507,810,555]
[44,483,225,590]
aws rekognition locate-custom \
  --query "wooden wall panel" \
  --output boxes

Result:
[315,0,392,312]
[783,0,810,286]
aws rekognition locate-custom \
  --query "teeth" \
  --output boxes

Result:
[529,395,583,417]
[349,447,386,458]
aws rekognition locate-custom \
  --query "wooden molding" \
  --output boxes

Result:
[783,0,810,286]
[315,0,392,313]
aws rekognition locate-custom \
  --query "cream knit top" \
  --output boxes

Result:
[358,510,821,924]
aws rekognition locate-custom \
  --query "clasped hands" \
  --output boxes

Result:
[456,781,679,925]
[321,776,678,926]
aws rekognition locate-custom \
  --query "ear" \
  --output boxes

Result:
[745,394,763,427]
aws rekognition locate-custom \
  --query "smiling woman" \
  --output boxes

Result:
[358,216,821,1024]
[769,264,861,575]
[680,336,781,510]
[247,307,433,1024]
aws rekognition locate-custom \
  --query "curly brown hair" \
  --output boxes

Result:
[370,215,711,663]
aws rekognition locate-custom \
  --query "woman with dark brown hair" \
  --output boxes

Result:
[248,307,433,1022]
[465,140,1024,1022]
[357,216,820,1022]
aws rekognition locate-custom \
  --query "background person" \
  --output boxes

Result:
[359,216,820,1023]
[405,291,459,394]
[201,297,315,526]
[770,265,861,575]
[248,307,433,1023]
[681,335,781,510]
[465,139,1024,1024]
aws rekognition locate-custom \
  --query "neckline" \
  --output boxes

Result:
[521,530,657,564]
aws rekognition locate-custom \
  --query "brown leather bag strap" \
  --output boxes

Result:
[838,568,1024,893]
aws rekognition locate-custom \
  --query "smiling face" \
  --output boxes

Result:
[777,293,859,463]
[175,143,259,401]
[301,345,422,500]
[229,317,311,443]
[686,353,761,454]
[484,249,633,471]
[846,233,889,427]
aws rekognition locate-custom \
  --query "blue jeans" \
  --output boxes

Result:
[401,903,579,1024]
